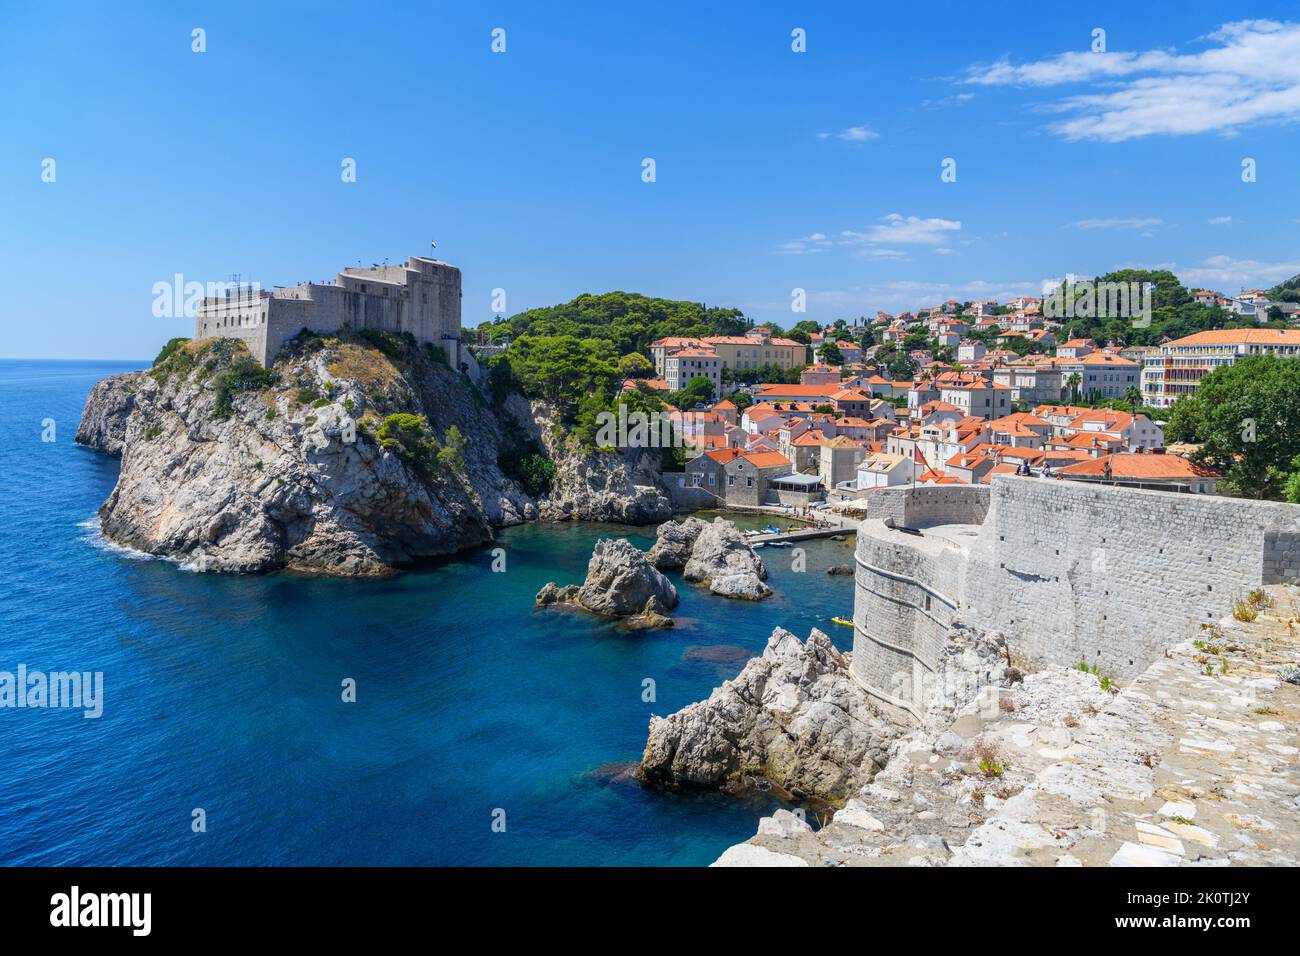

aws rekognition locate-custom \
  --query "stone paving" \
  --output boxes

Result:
[714,585,1300,867]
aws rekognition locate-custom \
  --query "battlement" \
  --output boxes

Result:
[195,256,462,367]
[851,476,1300,720]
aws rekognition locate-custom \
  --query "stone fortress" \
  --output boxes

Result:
[852,475,1300,720]
[195,256,462,368]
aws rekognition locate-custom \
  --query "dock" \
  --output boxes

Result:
[749,524,855,544]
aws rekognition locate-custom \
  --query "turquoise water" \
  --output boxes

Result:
[0,360,859,866]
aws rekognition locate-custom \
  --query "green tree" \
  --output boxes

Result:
[438,424,466,475]
[376,413,439,473]
[1284,454,1300,504]
[666,375,715,409]
[618,351,655,379]
[1164,355,1300,498]
[507,334,620,411]
[1066,372,1082,404]
[817,341,844,365]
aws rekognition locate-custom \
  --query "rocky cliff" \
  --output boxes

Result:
[76,372,138,457]
[77,336,680,575]
[78,336,532,574]
[639,628,897,803]
[501,394,673,524]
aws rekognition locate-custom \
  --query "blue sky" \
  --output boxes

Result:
[3,1,1299,359]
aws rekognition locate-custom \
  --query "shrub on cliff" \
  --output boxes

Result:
[153,337,190,368]
[376,413,439,473]
[213,355,277,420]
[502,449,555,497]
[437,425,466,475]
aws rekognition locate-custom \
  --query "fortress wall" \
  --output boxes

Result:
[869,483,990,528]
[199,258,463,367]
[852,477,1300,719]
[966,477,1300,674]
[853,525,969,719]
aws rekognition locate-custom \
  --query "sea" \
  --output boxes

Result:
[0,359,859,866]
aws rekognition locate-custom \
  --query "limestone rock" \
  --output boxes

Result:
[80,337,537,575]
[757,809,813,839]
[626,595,675,629]
[76,372,139,457]
[504,395,673,524]
[534,583,580,607]
[646,517,708,570]
[538,539,678,620]
[826,564,853,575]
[638,627,895,803]
[710,844,809,867]
[578,539,679,616]
[682,517,772,601]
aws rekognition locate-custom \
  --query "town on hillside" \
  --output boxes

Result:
[602,285,1300,511]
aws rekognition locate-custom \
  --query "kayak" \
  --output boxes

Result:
[831,617,853,627]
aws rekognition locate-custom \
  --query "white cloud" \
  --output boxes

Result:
[805,278,1042,313]
[963,20,1300,141]
[817,124,879,142]
[1074,217,1164,231]
[843,213,962,246]
[774,233,833,255]
[1207,216,1233,225]
[920,92,976,109]
[1176,254,1300,288]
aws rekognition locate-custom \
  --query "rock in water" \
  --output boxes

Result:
[538,539,678,620]
[626,595,675,629]
[646,517,707,570]
[682,517,771,600]
[638,627,896,804]
[578,539,679,616]
[534,583,580,607]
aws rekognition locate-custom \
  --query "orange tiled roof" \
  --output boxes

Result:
[1165,329,1300,347]
[1057,453,1221,480]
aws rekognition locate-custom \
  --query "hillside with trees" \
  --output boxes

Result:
[477,292,754,450]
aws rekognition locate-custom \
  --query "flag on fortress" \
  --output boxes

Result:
[430,239,437,249]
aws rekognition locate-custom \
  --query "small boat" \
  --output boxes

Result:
[763,525,781,534]
[767,540,791,548]
[831,617,853,627]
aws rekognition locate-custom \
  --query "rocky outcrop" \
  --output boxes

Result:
[503,395,673,524]
[638,628,896,803]
[537,538,679,621]
[646,516,707,570]
[78,336,537,575]
[682,518,771,600]
[76,372,138,456]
